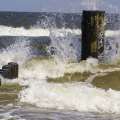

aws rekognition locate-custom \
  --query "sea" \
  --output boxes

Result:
[0,11,120,120]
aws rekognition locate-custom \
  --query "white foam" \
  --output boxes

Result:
[0,40,31,66]
[0,25,119,38]
[1,26,120,113]
[1,40,120,113]
[0,25,81,37]
[0,25,49,36]
[49,28,81,37]
[17,57,120,113]
[19,69,120,113]
[105,30,120,37]
[64,58,99,74]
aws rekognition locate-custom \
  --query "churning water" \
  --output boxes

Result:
[0,6,120,120]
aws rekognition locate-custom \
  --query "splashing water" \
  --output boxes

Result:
[81,0,119,13]
[49,28,81,63]
[0,15,120,114]
[81,0,101,10]
[18,55,120,113]
[0,39,31,66]
[104,30,120,63]
[16,19,120,113]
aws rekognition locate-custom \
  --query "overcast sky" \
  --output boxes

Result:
[0,0,119,13]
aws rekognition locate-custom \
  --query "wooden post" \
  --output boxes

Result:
[2,65,11,78]
[8,62,18,78]
[1,62,18,79]
[81,10,105,60]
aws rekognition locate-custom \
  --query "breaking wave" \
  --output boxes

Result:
[0,25,119,37]
[0,25,120,113]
